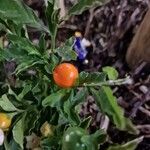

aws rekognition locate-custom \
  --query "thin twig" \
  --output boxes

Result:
[133,62,147,75]
[137,125,150,129]
[136,124,150,134]
[84,8,94,38]
[139,107,150,117]
[100,115,109,132]
[144,134,150,138]
[59,24,78,30]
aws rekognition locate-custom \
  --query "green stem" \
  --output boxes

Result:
[51,37,55,51]
[82,77,133,87]
[51,31,57,52]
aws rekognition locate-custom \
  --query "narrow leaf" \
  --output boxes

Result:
[67,0,109,18]
[72,88,88,106]
[79,72,107,85]
[39,34,46,54]
[12,117,25,149]
[15,60,44,75]
[8,87,19,101]
[46,1,60,48]
[63,91,80,125]
[0,94,18,111]
[107,137,144,150]
[56,38,77,61]
[44,54,59,74]
[7,34,41,56]
[91,87,138,134]
[18,85,32,100]
[0,0,48,32]
[81,130,107,150]
[42,89,67,107]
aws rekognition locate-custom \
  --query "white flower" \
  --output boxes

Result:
[26,133,41,149]
[81,38,91,47]
[0,129,4,146]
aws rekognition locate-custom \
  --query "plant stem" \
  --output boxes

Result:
[82,77,133,87]
[51,36,56,52]
[51,29,57,52]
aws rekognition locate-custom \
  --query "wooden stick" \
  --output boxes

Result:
[126,9,150,68]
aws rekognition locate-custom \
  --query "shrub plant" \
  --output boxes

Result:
[0,0,143,149]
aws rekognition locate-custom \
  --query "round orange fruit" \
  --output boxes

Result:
[0,113,11,130]
[53,63,79,88]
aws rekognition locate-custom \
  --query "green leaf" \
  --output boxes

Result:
[50,111,59,125]
[7,112,18,119]
[124,118,139,135]
[24,109,39,134]
[42,89,68,107]
[63,88,88,125]
[41,136,59,149]
[72,88,88,107]
[56,38,77,61]
[18,85,32,100]
[0,0,48,32]
[1,46,44,75]
[0,46,33,63]
[81,130,107,150]
[90,87,138,134]
[0,48,6,62]
[92,130,107,144]
[12,116,25,149]
[15,59,44,75]
[67,0,109,18]
[0,18,9,31]
[4,139,11,150]
[39,34,46,54]
[63,91,80,125]
[4,35,45,74]
[0,37,3,49]
[79,72,107,85]
[44,54,59,74]
[102,66,119,80]
[8,86,19,100]
[46,1,60,49]
[107,137,144,150]
[4,139,21,150]
[7,34,41,56]
[64,102,80,125]
[0,94,18,111]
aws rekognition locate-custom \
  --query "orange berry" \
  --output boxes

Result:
[0,113,11,130]
[53,63,79,88]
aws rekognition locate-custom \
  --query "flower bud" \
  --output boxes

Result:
[40,122,54,137]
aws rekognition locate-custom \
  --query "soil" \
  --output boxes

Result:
[15,0,150,149]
